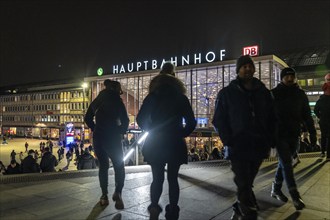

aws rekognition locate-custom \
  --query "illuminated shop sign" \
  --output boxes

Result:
[243,45,259,56]
[113,49,226,74]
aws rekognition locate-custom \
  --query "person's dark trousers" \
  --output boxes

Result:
[94,136,125,196]
[150,162,181,207]
[230,157,263,219]
[275,137,299,190]
[319,123,330,158]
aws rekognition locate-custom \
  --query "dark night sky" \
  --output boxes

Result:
[0,0,329,87]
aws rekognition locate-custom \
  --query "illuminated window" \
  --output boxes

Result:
[307,79,314,86]
[298,79,306,87]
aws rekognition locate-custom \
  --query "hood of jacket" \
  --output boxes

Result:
[149,74,186,95]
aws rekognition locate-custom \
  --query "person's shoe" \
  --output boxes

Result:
[99,194,109,206]
[165,204,180,220]
[289,189,305,210]
[112,192,124,209]
[292,157,301,167]
[320,153,325,158]
[230,202,242,220]
[271,182,288,203]
[148,204,162,220]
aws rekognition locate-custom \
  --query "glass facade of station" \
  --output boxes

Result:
[86,55,287,131]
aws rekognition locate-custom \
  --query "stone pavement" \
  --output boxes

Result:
[0,154,329,220]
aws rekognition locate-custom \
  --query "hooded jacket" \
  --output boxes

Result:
[137,74,196,164]
[271,83,316,141]
[84,88,129,136]
[77,152,97,170]
[212,77,276,159]
[40,151,58,172]
[21,155,40,173]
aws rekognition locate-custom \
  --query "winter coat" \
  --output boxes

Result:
[212,77,276,159]
[271,83,316,140]
[6,164,21,175]
[84,88,129,149]
[137,74,196,165]
[40,152,58,172]
[77,153,96,170]
[314,95,330,126]
[21,155,40,173]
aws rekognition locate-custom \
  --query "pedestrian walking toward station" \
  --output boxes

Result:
[270,67,317,210]
[314,73,330,159]
[137,62,196,220]
[212,55,276,220]
[85,79,129,209]
[40,147,58,172]
[21,149,40,173]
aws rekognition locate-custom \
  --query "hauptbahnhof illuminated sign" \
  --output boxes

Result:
[113,49,226,74]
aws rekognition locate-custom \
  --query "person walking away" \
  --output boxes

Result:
[21,149,40,173]
[25,142,29,152]
[40,147,58,172]
[314,73,330,159]
[212,55,276,220]
[77,148,97,170]
[137,62,196,220]
[84,79,129,209]
[5,160,21,175]
[270,67,317,210]
[10,150,16,161]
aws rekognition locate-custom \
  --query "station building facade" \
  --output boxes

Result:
[85,54,287,151]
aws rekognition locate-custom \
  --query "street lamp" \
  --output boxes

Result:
[81,82,88,143]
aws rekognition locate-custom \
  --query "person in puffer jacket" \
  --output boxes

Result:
[77,148,96,170]
[212,55,276,220]
[84,79,129,209]
[137,62,196,220]
[40,147,58,172]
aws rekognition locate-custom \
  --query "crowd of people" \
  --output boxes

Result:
[0,140,98,175]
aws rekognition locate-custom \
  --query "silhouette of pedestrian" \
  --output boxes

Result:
[314,73,330,159]
[137,62,196,219]
[85,79,129,209]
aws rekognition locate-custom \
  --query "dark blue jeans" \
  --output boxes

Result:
[230,157,263,217]
[150,162,181,207]
[275,137,299,190]
[94,136,125,196]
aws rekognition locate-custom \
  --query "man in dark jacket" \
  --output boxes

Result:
[85,79,129,209]
[21,149,40,173]
[137,62,196,220]
[314,73,330,159]
[40,147,58,172]
[77,148,97,170]
[270,67,316,210]
[212,55,276,220]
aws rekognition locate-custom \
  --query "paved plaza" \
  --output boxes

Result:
[0,138,80,171]
[0,152,329,220]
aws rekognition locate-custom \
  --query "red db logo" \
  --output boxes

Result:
[243,46,259,56]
